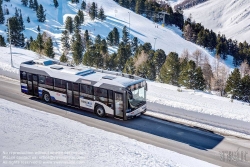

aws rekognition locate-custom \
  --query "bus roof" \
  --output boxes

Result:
[20,59,145,88]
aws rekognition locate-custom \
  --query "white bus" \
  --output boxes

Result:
[20,59,147,120]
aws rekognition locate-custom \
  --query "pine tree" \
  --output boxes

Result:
[60,52,68,63]
[37,4,46,22]
[53,0,59,8]
[27,16,30,23]
[107,31,113,46]
[33,0,38,11]
[239,75,250,102]
[36,33,44,54]
[84,29,90,46]
[89,2,97,20]
[0,35,6,46]
[6,17,25,47]
[61,30,70,52]
[37,25,40,32]
[112,27,119,46]
[77,10,84,24]
[18,13,25,31]
[131,37,138,53]
[178,60,196,89]
[44,37,55,58]
[72,30,83,65]
[160,52,180,86]
[116,43,130,71]
[0,5,4,24]
[123,57,135,75]
[100,39,108,55]
[65,16,73,33]
[129,0,136,11]
[135,0,144,14]
[194,67,206,90]
[95,34,101,45]
[225,68,241,98]
[21,0,28,6]
[74,15,81,31]
[81,0,86,10]
[106,53,117,71]
[153,49,166,80]
[29,0,34,9]
[97,6,106,21]
[122,26,129,44]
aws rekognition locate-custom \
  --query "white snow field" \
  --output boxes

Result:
[0,0,233,68]
[0,99,217,167]
[184,0,250,43]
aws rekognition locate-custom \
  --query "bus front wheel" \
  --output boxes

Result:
[43,92,51,103]
[95,105,105,117]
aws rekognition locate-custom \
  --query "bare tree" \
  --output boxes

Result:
[180,49,191,60]
[134,50,149,69]
[191,49,204,67]
[211,55,229,96]
[202,56,213,90]
[239,60,250,78]
[183,24,194,42]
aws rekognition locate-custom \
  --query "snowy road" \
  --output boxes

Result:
[0,77,250,166]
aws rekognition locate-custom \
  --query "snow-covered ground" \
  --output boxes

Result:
[0,99,216,167]
[184,0,250,43]
[0,0,234,69]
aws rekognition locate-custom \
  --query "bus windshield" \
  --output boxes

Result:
[128,86,146,109]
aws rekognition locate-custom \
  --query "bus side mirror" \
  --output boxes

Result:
[145,83,148,91]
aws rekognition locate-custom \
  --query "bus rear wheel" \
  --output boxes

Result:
[43,92,51,103]
[95,105,105,117]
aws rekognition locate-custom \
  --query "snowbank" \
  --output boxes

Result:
[0,99,216,167]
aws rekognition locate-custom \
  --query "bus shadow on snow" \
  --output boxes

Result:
[29,97,224,151]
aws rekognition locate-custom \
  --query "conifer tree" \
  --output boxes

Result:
[107,31,113,46]
[112,27,119,46]
[36,33,44,54]
[153,49,166,79]
[225,68,241,98]
[160,52,180,86]
[77,10,84,24]
[6,17,25,47]
[0,5,4,24]
[0,35,6,46]
[100,39,108,55]
[29,0,34,9]
[65,16,73,33]
[135,0,144,14]
[27,16,30,23]
[21,0,28,6]
[239,75,250,102]
[116,42,130,71]
[122,26,129,44]
[194,67,206,90]
[89,2,97,20]
[74,15,81,31]
[72,30,83,65]
[178,60,196,89]
[131,37,138,53]
[123,57,135,75]
[53,0,59,8]
[81,0,86,10]
[37,4,46,22]
[84,30,90,47]
[44,37,55,58]
[37,25,40,32]
[129,0,136,11]
[61,30,70,52]
[106,53,117,71]
[95,34,101,45]
[97,6,106,21]
[60,52,68,63]
[33,0,38,11]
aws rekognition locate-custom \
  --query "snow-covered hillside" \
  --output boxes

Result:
[0,0,235,69]
[184,0,250,43]
[0,99,216,167]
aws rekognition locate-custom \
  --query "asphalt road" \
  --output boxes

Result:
[0,76,250,167]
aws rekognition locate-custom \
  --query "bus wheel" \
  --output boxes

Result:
[95,105,105,117]
[43,92,51,103]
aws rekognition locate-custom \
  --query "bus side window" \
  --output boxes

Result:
[20,71,27,83]
[80,84,94,100]
[108,90,113,109]
[38,75,45,85]
[94,88,108,103]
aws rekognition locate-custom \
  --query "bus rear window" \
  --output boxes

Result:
[20,71,27,80]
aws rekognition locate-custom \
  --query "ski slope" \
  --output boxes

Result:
[184,0,250,43]
[0,0,235,69]
[0,99,216,167]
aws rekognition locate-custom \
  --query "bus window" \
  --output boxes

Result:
[46,77,54,86]
[20,71,27,83]
[80,84,94,100]
[38,75,45,85]
[108,90,113,109]
[94,88,108,103]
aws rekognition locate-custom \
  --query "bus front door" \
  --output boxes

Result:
[67,82,73,105]
[114,92,124,119]
[27,73,33,95]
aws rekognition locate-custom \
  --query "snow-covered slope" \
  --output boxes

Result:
[0,99,216,167]
[184,0,250,43]
[0,0,232,68]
